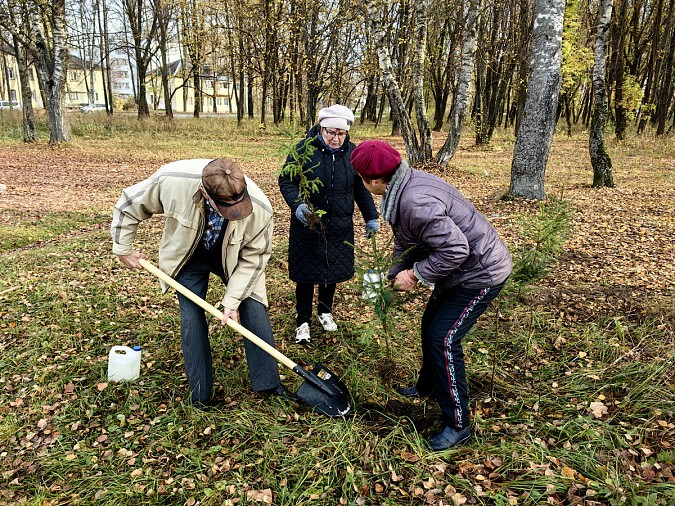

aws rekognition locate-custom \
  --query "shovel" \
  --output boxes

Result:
[138,259,351,417]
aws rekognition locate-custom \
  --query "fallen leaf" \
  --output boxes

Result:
[561,466,576,479]
[452,492,467,505]
[400,451,420,463]
[246,488,272,504]
[589,401,608,418]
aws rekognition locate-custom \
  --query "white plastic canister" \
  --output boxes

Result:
[107,345,142,382]
[362,269,384,301]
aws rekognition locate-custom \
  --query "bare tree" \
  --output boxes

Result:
[427,0,460,132]
[123,0,158,117]
[412,0,432,161]
[436,0,479,165]
[589,0,614,188]
[156,0,175,118]
[1,0,69,143]
[508,0,565,200]
[96,0,114,114]
[180,0,207,118]
[654,0,674,136]
[611,0,629,140]
[366,0,421,162]
[3,0,37,142]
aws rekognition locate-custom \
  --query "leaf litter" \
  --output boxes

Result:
[1,135,673,505]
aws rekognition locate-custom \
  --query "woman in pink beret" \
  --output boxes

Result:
[351,140,512,451]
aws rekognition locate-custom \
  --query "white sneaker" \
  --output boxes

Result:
[295,322,311,344]
[317,313,337,332]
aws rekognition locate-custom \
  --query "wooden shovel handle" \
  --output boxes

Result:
[138,259,297,371]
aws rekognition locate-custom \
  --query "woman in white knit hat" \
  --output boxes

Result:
[279,104,379,343]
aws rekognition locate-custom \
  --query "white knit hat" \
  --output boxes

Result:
[317,104,354,131]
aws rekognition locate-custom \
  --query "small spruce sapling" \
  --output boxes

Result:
[350,234,413,362]
[278,130,326,230]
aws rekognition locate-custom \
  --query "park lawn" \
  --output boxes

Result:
[0,116,673,505]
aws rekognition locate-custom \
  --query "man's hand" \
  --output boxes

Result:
[221,306,239,325]
[393,269,417,291]
[118,251,146,269]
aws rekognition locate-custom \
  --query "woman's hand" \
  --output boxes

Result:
[295,204,310,226]
[393,269,417,291]
[365,219,379,237]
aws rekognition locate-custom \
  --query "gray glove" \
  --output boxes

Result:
[365,219,379,237]
[295,204,310,225]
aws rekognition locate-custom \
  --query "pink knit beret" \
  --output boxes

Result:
[350,140,402,179]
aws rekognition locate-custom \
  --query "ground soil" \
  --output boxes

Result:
[1,135,673,331]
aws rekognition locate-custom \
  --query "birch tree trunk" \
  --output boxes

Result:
[366,0,420,162]
[0,0,62,139]
[412,0,432,162]
[13,37,36,142]
[508,0,565,200]
[30,0,69,143]
[7,1,36,142]
[436,0,479,165]
[590,0,614,188]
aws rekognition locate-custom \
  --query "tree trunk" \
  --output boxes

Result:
[98,0,114,115]
[613,0,628,140]
[514,0,531,134]
[31,0,69,143]
[15,43,36,142]
[655,1,675,136]
[508,0,565,200]
[7,2,36,142]
[637,0,664,133]
[412,0,433,162]
[590,0,614,188]
[367,0,421,162]
[156,0,173,119]
[436,0,479,165]
[247,76,254,118]
[193,69,202,118]
[124,0,157,118]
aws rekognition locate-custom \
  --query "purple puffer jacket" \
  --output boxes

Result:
[386,164,512,290]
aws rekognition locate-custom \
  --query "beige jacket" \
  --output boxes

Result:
[111,159,273,309]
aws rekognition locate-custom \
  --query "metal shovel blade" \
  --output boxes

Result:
[294,363,351,418]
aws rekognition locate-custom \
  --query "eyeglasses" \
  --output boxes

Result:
[323,128,348,140]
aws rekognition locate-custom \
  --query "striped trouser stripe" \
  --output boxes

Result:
[443,286,490,429]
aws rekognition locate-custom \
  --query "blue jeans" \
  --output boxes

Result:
[416,281,506,430]
[175,254,280,404]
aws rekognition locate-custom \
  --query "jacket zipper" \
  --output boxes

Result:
[171,211,204,278]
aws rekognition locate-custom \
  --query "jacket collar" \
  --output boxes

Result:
[381,160,411,225]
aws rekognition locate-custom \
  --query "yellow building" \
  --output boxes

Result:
[0,50,43,109]
[64,55,106,107]
[146,59,238,115]
[0,51,106,109]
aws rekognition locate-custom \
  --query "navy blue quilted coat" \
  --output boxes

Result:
[279,126,378,284]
